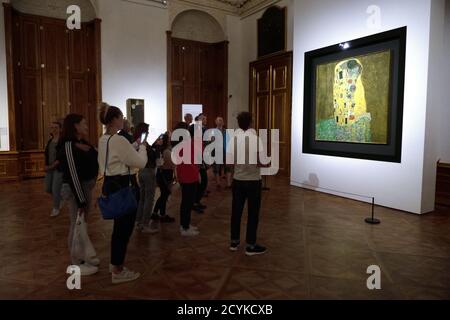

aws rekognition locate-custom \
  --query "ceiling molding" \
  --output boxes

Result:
[176,0,238,14]
[214,0,251,9]
[239,0,281,18]
[121,0,168,9]
[175,0,281,16]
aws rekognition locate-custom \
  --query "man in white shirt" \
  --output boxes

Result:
[229,112,267,256]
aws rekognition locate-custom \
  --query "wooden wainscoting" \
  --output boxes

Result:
[19,151,45,179]
[0,151,45,181]
[0,152,20,181]
[436,162,450,207]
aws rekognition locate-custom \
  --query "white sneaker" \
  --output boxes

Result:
[180,227,199,237]
[79,263,98,276]
[179,225,198,232]
[142,222,160,234]
[86,257,100,266]
[50,209,60,217]
[112,268,140,284]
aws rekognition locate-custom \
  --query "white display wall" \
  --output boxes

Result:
[291,0,445,214]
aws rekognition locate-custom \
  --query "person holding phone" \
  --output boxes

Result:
[98,104,148,284]
[134,123,160,234]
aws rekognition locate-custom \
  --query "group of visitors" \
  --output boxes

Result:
[43,104,267,284]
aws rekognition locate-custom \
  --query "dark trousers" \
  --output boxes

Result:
[131,174,140,203]
[154,169,174,216]
[104,175,138,266]
[231,179,262,246]
[180,183,198,230]
[196,166,208,203]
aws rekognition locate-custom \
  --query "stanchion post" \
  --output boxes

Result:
[365,197,380,225]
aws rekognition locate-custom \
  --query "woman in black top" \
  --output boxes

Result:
[57,114,100,276]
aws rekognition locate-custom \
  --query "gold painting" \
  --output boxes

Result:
[315,50,391,144]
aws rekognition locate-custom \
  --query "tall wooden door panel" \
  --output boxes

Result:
[183,44,200,104]
[86,23,100,144]
[20,16,43,151]
[272,92,289,173]
[271,59,291,175]
[171,43,185,84]
[70,78,89,117]
[69,29,88,120]
[254,67,271,130]
[69,29,86,74]
[200,46,212,121]
[41,21,69,141]
[12,13,22,149]
[256,95,270,131]
[171,85,184,127]
[21,75,42,150]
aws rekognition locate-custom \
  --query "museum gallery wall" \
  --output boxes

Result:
[291,0,445,214]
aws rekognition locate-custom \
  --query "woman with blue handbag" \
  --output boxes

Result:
[98,104,148,285]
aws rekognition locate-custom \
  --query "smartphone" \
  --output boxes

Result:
[140,132,148,144]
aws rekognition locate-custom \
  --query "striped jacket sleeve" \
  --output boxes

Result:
[65,141,87,208]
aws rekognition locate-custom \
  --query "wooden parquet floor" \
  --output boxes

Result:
[0,176,449,300]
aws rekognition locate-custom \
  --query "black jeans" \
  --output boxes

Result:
[153,169,174,216]
[103,175,138,266]
[231,179,262,246]
[180,183,198,230]
[196,166,208,203]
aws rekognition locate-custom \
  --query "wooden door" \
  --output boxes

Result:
[167,34,228,131]
[40,19,69,141]
[20,16,43,151]
[250,52,292,177]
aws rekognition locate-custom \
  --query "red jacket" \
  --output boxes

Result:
[176,139,202,184]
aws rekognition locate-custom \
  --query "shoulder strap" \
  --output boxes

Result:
[104,135,115,176]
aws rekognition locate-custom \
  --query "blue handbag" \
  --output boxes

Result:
[98,135,137,220]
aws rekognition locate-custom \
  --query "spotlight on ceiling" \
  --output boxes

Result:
[339,42,350,50]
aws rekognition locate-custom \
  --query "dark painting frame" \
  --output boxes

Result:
[257,6,287,58]
[303,27,407,163]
